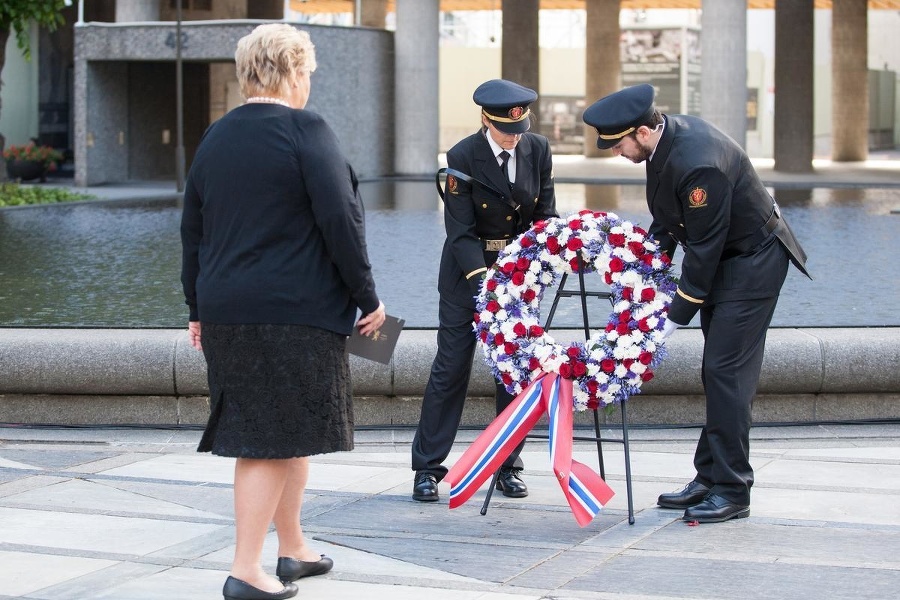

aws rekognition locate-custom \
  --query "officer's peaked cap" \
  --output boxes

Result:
[473,79,537,134]
[582,84,656,149]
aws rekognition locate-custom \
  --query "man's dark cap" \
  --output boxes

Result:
[582,84,656,149]
[473,79,537,134]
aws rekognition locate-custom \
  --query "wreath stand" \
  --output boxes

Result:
[478,252,637,525]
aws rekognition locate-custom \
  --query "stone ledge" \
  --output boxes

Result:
[1,328,898,426]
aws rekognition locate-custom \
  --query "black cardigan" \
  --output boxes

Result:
[180,103,379,335]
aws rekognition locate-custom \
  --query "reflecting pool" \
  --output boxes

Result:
[0,182,898,328]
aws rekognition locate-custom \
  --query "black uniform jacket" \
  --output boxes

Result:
[646,115,809,325]
[438,130,557,308]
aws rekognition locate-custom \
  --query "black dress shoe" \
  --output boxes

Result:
[276,555,333,582]
[657,481,710,509]
[683,493,750,523]
[496,467,528,498]
[222,576,298,600]
[412,471,439,502]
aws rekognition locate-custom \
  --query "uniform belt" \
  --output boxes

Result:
[722,204,780,259]
[482,238,511,252]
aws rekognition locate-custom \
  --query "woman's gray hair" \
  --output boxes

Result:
[235,24,317,99]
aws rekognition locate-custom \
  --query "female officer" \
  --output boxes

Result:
[411,79,558,502]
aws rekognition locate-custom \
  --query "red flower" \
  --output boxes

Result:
[587,398,599,410]
[619,310,631,323]
[628,241,646,256]
[502,373,513,385]
[512,271,526,286]
[529,357,541,371]
[609,257,625,272]
[566,346,581,358]
[528,325,544,337]
[522,289,537,302]
[501,261,516,275]
[573,361,587,377]
[587,379,599,393]
[608,233,626,246]
[546,236,560,254]
[601,359,615,372]
[641,288,656,302]
[641,370,654,382]
[559,363,572,378]
[634,226,647,236]
[486,300,501,313]
[516,257,531,271]
[604,272,613,285]
[567,237,583,251]
[504,342,518,355]
[639,351,653,365]
[616,322,631,335]
[568,219,583,230]
[638,318,651,332]
[521,236,534,248]
[494,332,505,345]
[513,322,527,336]
[533,220,547,232]
[473,312,480,324]
[480,330,488,342]
[660,253,672,265]
[623,358,634,369]
[569,257,580,271]
[641,254,655,266]
[486,279,498,291]
[621,287,633,301]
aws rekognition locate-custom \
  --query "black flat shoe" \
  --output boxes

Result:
[657,481,710,509]
[412,471,439,502]
[222,576,298,600]
[683,493,750,523]
[496,467,528,498]
[276,555,334,582]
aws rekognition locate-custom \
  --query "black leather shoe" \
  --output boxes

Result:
[222,576,298,600]
[496,467,528,498]
[412,472,439,502]
[657,481,710,509]
[276,555,333,582]
[683,493,750,523]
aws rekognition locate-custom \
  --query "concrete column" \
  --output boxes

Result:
[247,0,284,20]
[115,0,160,22]
[701,0,747,147]
[360,0,389,28]
[394,0,439,175]
[832,0,868,161]
[773,0,814,173]
[502,0,540,134]
[583,0,621,158]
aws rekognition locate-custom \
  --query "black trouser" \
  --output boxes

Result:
[411,296,524,481]
[692,261,787,505]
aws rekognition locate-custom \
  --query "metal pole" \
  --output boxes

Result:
[175,0,186,193]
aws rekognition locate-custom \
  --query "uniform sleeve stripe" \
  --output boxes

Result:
[466,267,488,280]
[677,288,704,304]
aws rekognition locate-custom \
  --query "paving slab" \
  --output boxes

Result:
[1,423,900,599]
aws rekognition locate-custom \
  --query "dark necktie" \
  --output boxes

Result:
[499,150,511,186]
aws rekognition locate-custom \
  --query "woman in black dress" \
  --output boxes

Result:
[181,24,385,600]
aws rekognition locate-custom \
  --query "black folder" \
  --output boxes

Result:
[347,314,405,364]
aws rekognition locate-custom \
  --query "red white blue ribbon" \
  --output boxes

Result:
[445,373,615,527]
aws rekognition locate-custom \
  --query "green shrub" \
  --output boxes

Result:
[0,182,96,207]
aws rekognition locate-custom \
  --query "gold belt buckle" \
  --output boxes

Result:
[484,239,507,252]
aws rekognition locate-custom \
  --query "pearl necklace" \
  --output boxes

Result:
[244,96,291,108]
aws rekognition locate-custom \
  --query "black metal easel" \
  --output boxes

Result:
[479,253,636,525]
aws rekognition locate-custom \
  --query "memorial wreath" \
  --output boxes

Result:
[473,209,678,410]
[448,210,678,526]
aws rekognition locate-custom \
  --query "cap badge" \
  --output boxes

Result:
[508,106,524,120]
[689,187,708,207]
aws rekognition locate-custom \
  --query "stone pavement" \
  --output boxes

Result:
[1,422,899,599]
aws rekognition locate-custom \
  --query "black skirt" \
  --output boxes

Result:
[197,323,353,458]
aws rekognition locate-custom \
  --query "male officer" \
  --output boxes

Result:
[583,84,809,523]
[411,79,558,502]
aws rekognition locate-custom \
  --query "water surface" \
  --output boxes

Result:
[0,182,897,329]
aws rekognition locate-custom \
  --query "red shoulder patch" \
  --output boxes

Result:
[688,187,708,207]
